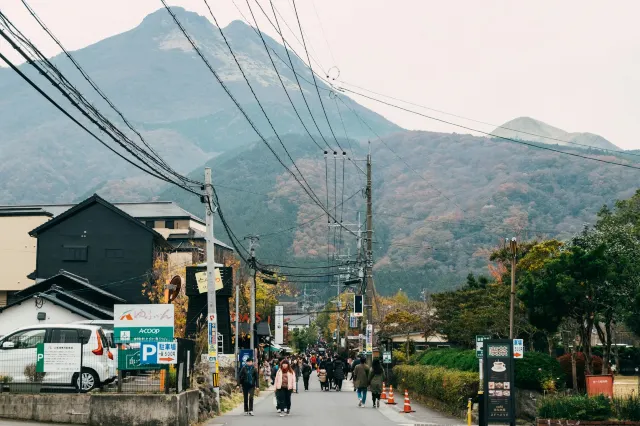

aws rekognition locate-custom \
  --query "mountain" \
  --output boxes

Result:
[160,130,640,297]
[492,117,620,151]
[0,7,399,204]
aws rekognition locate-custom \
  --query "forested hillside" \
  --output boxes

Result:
[162,129,640,296]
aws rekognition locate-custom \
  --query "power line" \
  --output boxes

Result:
[337,80,640,158]
[341,86,640,171]
[290,0,343,153]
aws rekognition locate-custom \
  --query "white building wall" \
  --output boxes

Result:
[0,298,88,336]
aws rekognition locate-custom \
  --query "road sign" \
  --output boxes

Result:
[140,341,178,365]
[513,339,524,359]
[476,335,491,359]
[118,345,162,370]
[36,343,81,373]
[114,304,174,343]
[382,351,392,364]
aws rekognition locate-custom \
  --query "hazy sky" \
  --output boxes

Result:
[2,1,639,148]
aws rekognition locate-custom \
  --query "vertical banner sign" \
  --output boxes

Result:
[275,305,284,345]
[208,314,218,367]
[365,324,373,354]
[476,335,491,359]
[483,340,515,425]
[114,304,174,343]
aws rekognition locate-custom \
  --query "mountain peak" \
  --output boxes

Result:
[493,116,620,151]
[139,7,211,31]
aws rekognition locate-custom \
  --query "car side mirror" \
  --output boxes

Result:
[1,341,15,349]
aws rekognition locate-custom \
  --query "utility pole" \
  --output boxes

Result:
[365,147,374,365]
[509,237,517,339]
[245,235,260,353]
[234,282,239,380]
[204,168,220,412]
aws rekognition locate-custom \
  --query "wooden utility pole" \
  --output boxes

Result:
[509,237,517,339]
[365,149,374,365]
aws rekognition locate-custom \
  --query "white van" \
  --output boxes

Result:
[73,320,118,373]
[0,324,115,391]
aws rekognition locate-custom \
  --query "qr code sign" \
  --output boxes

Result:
[488,345,509,357]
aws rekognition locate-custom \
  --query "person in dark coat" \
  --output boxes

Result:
[270,360,279,385]
[301,359,313,391]
[368,358,386,408]
[237,358,260,416]
[325,357,335,390]
[333,358,345,391]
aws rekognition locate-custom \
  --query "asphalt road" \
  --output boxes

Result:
[208,373,464,426]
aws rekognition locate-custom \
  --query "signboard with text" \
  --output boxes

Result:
[513,339,524,359]
[365,324,373,354]
[118,345,162,370]
[476,335,491,359]
[275,305,284,345]
[36,343,81,373]
[196,268,224,294]
[114,304,174,343]
[382,351,392,364]
[140,341,178,365]
[208,314,217,365]
[482,339,515,424]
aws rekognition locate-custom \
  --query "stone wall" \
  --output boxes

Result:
[0,390,200,426]
[538,420,640,426]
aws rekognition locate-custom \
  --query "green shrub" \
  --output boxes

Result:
[416,348,564,392]
[417,349,479,372]
[394,364,478,413]
[515,351,565,392]
[614,396,640,421]
[537,394,612,420]
[393,349,407,364]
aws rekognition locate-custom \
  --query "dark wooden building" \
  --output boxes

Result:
[29,195,170,304]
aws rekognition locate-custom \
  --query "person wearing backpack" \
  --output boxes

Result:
[237,357,260,416]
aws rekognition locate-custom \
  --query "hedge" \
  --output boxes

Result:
[557,352,603,390]
[413,349,565,392]
[538,394,612,421]
[394,365,478,413]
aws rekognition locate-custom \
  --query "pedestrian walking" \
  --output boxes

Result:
[262,360,271,384]
[333,357,345,391]
[318,367,328,391]
[292,359,301,394]
[275,359,296,416]
[352,355,370,407]
[368,359,386,408]
[237,357,259,416]
[325,357,335,390]
[301,359,312,391]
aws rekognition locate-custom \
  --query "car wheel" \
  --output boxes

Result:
[74,369,99,392]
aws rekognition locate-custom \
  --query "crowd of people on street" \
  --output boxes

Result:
[236,348,387,417]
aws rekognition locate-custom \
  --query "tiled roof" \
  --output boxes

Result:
[0,201,204,224]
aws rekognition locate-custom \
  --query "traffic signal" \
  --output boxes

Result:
[353,294,363,317]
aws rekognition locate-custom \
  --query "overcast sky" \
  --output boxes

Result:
[2,0,639,148]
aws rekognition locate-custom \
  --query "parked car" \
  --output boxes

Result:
[73,320,118,375]
[0,324,115,391]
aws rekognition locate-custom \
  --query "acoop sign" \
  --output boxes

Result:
[114,304,175,343]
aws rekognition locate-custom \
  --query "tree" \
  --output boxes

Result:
[289,324,318,353]
[380,310,421,359]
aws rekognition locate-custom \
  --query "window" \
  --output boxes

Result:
[63,245,88,261]
[145,220,154,228]
[105,249,123,258]
[3,329,46,349]
[50,328,82,344]
[165,219,175,229]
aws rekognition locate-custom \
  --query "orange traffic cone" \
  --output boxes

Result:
[380,382,387,400]
[386,385,397,405]
[400,389,415,413]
